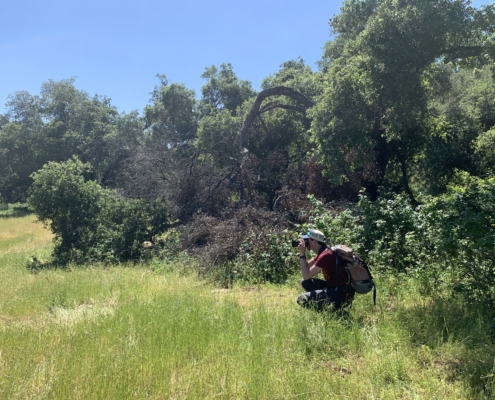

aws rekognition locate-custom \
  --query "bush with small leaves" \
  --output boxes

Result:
[304,173,495,306]
[28,157,170,264]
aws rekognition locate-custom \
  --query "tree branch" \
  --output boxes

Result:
[442,45,485,60]
[240,86,314,150]
[259,103,308,115]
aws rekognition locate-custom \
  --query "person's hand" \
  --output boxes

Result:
[298,239,306,256]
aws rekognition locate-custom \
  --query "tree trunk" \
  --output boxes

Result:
[396,145,419,206]
[363,107,389,200]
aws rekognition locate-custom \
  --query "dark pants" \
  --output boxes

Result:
[297,278,350,311]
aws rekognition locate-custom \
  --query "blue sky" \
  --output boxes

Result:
[0,0,489,115]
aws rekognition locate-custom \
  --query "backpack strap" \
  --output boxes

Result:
[335,250,352,291]
[361,259,376,306]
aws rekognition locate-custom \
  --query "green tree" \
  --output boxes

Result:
[199,63,255,117]
[196,64,255,165]
[0,91,45,202]
[0,122,42,202]
[28,157,103,261]
[245,58,318,160]
[144,75,198,149]
[197,61,318,205]
[417,64,495,193]
[311,0,490,200]
[196,109,241,163]
[40,79,121,181]
[0,78,138,201]
[28,157,170,264]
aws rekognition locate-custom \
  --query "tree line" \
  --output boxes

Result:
[1,0,495,300]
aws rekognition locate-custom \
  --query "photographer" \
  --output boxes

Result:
[296,229,354,311]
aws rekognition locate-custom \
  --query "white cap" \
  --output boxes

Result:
[300,229,325,243]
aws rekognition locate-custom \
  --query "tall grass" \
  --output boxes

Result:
[1,216,494,399]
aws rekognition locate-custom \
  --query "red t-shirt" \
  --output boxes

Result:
[314,248,351,291]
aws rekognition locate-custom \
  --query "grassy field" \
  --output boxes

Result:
[1,216,494,399]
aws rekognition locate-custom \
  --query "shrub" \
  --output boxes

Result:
[231,231,296,284]
[28,157,170,264]
[305,173,495,306]
[475,127,495,175]
[421,172,495,305]
[304,193,425,273]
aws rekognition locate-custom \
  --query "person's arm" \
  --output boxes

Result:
[308,256,316,268]
[298,240,322,280]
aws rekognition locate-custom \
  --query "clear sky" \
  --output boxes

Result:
[0,0,489,115]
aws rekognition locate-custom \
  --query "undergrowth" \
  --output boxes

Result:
[1,216,495,399]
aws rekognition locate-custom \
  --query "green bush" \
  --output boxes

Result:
[475,127,495,175]
[228,231,296,284]
[304,193,425,273]
[304,173,495,306]
[421,172,495,304]
[28,157,170,264]
[0,202,31,216]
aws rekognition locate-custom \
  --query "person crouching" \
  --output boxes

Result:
[296,229,354,311]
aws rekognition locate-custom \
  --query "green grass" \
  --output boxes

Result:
[1,216,495,399]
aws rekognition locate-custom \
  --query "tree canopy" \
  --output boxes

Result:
[1,0,495,268]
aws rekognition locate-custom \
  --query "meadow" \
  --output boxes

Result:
[1,216,494,399]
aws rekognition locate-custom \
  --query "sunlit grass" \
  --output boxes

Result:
[0,215,53,255]
[1,216,494,399]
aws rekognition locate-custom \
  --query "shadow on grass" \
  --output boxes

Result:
[299,301,354,327]
[397,296,495,397]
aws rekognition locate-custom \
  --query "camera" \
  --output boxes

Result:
[291,238,309,248]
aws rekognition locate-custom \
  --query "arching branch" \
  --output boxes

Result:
[259,102,308,114]
[240,86,314,150]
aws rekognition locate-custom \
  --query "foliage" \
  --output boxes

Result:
[245,59,317,161]
[144,74,198,149]
[416,113,479,195]
[312,0,491,199]
[0,78,143,202]
[422,171,495,305]
[28,157,170,264]
[228,232,296,285]
[418,64,495,193]
[196,108,241,165]
[195,64,256,169]
[475,127,495,175]
[262,58,320,99]
[199,63,255,117]
[305,172,495,306]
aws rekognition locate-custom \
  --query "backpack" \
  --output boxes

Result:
[331,245,376,305]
